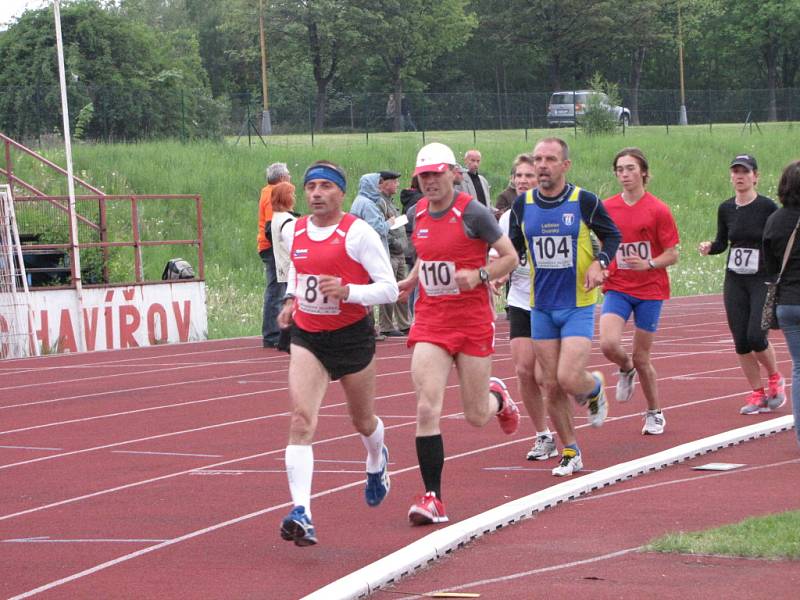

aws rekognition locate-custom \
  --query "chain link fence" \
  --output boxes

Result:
[2,86,798,141]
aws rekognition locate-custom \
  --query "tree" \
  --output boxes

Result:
[0,0,217,140]
[352,0,476,131]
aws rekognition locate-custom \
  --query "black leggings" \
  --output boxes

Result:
[723,272,769,355]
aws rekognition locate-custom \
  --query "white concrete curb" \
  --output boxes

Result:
[302,415,794,599]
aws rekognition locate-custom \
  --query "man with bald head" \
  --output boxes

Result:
[458,149,491,209]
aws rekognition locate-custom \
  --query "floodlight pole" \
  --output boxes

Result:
[677,2,688,125]
[259,0,272,135]
[54,0,86,351]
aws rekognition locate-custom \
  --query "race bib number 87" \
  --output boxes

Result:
[728,248,759,275]
[297,274,341,314]
[419,260,459,296]
[532,235,572,269]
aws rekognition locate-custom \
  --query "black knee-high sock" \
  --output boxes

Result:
[415,434,444,500]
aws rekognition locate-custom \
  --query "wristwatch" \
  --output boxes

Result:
[596,256,609,269]
[283,293,296,302]
[647,259,657,270]
[478,268,490,284]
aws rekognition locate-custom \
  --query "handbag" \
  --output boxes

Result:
[761,216,800,330]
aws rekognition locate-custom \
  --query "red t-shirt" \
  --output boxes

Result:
[290,214,370,332]
[603,191,680,300]
[412,193,493,328]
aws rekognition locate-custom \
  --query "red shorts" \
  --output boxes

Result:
[408,320,496,357]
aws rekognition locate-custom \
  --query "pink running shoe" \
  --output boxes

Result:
[408,492,449,526]
[490,376,520,434]
[767,372,786,410]
[740,389,768,415]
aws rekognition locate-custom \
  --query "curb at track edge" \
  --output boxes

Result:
[303,415,795,600]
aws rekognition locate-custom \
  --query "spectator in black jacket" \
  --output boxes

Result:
[763,159,800,447]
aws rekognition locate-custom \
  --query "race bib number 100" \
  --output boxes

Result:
[728,247,759,275]
[532,235,573,269]
[297,274,341,314]
[419,260,459,296]
[616,241,652,269]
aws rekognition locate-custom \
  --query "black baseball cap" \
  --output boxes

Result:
[730,154,758,171]
[379,170,401,180]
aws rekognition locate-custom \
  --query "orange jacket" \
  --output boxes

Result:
[257,184,274,252]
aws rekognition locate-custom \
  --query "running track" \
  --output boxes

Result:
[1,294,797,599]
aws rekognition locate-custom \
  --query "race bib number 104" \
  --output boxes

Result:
[532,235,573,269]
[297,274,341,314]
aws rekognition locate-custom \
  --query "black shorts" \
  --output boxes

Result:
[290,317,376,380]
[507,305,532,339]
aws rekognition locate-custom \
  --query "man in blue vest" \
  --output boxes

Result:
[508,138,621,477]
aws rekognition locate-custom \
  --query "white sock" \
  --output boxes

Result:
[285,444,313,516]
[536,429,552,438]
[360,417,385,473]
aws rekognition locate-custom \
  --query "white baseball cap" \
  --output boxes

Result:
[414,142,456,176]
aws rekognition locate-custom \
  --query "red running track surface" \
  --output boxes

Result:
[0,294,797,599]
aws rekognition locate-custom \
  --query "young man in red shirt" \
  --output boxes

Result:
[599,148,680,435]
[399,143,520,525]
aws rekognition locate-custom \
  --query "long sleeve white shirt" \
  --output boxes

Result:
[281,216,399,306]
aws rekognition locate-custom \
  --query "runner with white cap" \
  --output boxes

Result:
[398,142,520,525]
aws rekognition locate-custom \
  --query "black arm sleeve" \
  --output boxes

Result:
[579,193,621,265]
[708,202,730,255]
[508,195,527,259]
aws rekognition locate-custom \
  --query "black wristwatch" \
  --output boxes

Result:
[596,256,609,269]
[478,268,490,284]
[647,259,657,270]
[283,293,295,302]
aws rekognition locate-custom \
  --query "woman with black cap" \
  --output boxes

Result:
[698,154,785,415]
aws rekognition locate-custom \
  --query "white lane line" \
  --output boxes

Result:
[8,384,775,592]
[192,469,365,475]
[0,446,63,451]
[573,457,800,503]
[390,547,643,600]
[112,451,223,458]
[3,537,168,544]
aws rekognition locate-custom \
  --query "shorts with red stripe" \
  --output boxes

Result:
[408,320,496,357]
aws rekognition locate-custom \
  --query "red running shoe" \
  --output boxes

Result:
[408,492,449,526]
[490,376,520,434]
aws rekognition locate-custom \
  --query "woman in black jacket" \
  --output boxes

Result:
[763,159,800,447]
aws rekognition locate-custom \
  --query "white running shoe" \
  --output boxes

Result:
[642,411,666,435]
[526,434,558,461]
[551,449,583,477]
[616,368,636,403]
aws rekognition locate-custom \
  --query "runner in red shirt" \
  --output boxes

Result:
[398,143,520,525]
[600,148,680,435]
[275,161,398,546]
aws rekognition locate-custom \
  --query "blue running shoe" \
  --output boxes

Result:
[280,506,318,546]
[365,445,390,507]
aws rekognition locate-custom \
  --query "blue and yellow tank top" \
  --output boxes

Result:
[522,185,598,309]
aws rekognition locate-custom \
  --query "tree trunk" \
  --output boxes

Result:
[629,46,646,126]
[765,38,778,122]
[392,67,403,132]
[314,83,328,131]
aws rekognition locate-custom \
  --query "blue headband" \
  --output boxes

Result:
[304,165,347,193]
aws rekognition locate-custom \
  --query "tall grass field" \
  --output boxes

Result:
[10,123,799,338]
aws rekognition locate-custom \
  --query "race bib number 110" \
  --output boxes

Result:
[419,260,459,296]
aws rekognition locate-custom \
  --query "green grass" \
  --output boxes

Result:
[9,122,800,337]
[646,510,800,560]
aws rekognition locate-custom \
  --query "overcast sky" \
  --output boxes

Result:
[1,0,48,30]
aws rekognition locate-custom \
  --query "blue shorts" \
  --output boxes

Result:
[601,290,663,333]
[531,305,595,340]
